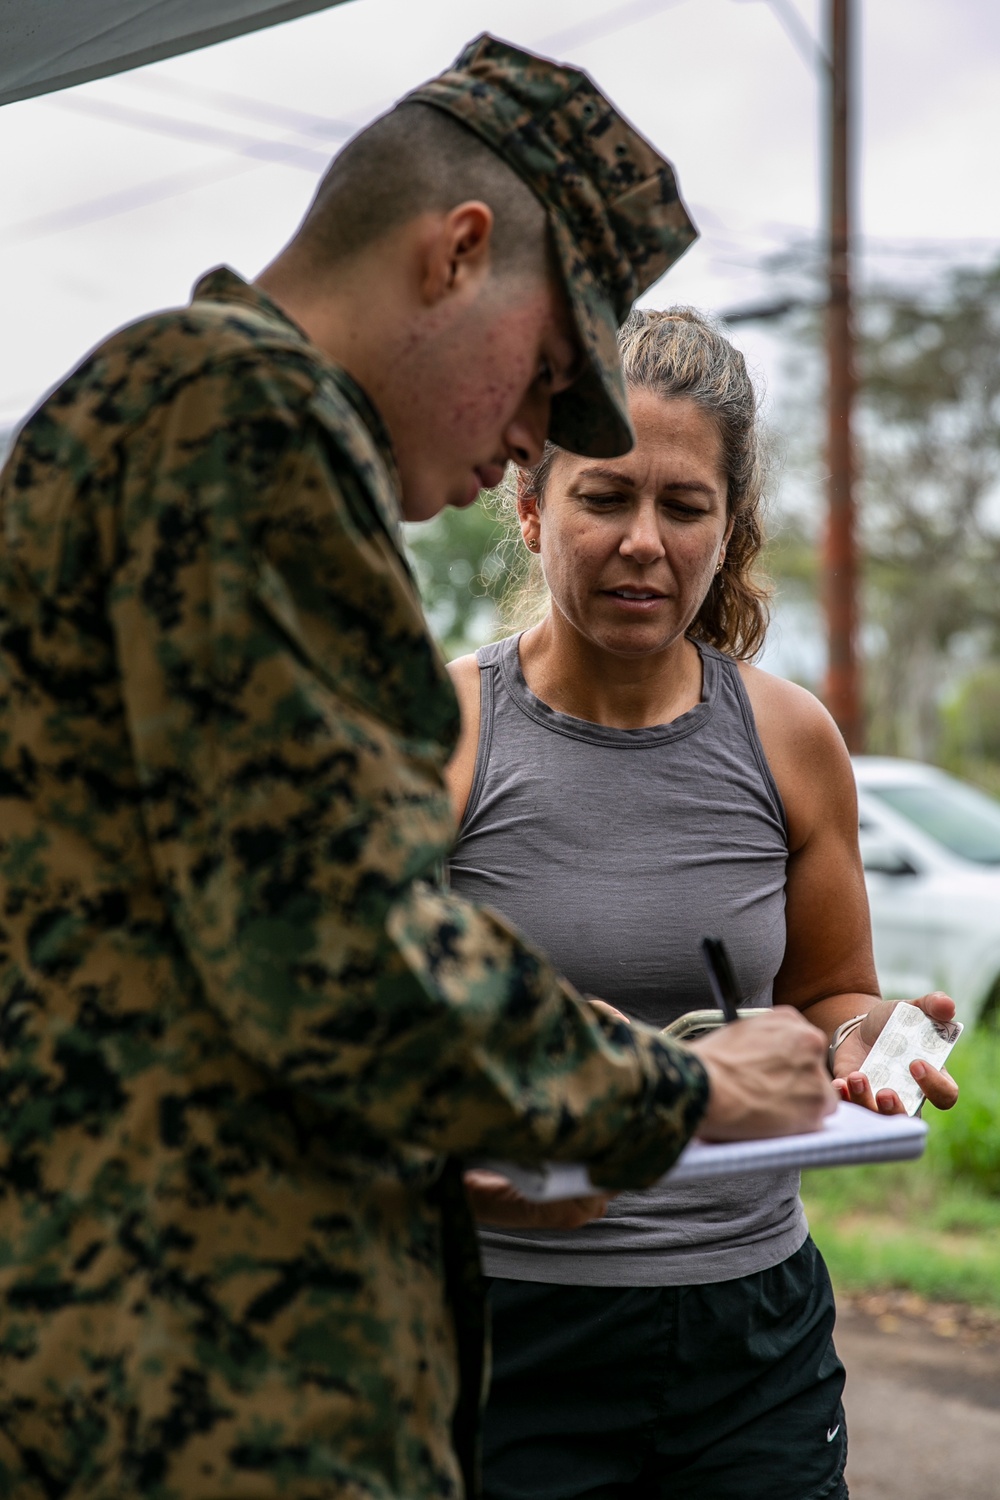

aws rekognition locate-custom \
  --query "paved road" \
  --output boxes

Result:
[837,1300,1000,1500]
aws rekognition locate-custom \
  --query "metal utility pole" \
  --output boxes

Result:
[823,0,863,750]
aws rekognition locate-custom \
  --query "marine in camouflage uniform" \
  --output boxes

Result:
[0,36,707,1500]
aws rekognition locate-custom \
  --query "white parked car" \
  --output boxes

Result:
[854,756,1000,1028]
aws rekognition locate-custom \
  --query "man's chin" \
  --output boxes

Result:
[452,487,485,511]
[399,474,486,523]
[400,489,448,524]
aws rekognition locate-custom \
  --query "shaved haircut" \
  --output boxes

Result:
[296,102,549,274]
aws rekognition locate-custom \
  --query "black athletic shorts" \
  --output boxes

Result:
[482,1236,848,1500]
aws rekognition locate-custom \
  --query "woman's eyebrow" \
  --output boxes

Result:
[658,480,716,496]
[575,470,717,498]
[575,465,634,486]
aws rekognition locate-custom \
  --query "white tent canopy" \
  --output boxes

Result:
[0,0,353,108]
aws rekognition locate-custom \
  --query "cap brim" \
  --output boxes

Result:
[546,214,635,459]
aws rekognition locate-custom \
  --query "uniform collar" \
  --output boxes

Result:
[190,266,399,489]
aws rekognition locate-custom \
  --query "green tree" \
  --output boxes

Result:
[859,260,1000,759]
[761,251,1000,761]
[403,497,510,661]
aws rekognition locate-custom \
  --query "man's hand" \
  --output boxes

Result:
[463,1169,613,1230]
[586,997,631,1026]
[691,1007,836,1141]
[832,993,960,1114]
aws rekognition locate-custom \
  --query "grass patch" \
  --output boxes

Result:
[804,1180,1000,1308]
[802,1029,1000,1307]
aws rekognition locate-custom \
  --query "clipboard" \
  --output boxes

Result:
[474,1102,928,1202]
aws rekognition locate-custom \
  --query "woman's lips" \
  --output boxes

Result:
[602,587,668,611]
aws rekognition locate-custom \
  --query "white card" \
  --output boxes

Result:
[859,1004,963,1115]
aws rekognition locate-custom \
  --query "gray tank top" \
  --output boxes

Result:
[449,634,808,1286]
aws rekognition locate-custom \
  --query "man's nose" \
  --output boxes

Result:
[503,393,550,468]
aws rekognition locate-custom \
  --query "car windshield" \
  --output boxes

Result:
[867,779,1000,865]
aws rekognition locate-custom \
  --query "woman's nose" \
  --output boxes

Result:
[620,511,666,562]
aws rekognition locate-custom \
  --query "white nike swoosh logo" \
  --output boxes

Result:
[826,1425,841,1443]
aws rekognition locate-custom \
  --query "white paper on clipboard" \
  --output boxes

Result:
[474,1102,928,1203]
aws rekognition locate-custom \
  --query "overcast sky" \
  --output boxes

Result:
[1,0,998,431]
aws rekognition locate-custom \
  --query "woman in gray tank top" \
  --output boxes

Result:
[446,309,958,1500]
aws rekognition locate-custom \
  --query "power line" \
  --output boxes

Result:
[0,158,262,245]
[535,0,690,57]
[710,230,1000,263]
[721,296,813,323]
[133,73,361,141]
[50,94,338,169]
[2,98,356,243]
[731,0,830,73]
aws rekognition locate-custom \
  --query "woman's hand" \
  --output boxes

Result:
[832,993,960,1114]
[463,1169,614,1230]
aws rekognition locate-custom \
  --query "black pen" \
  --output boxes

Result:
[700,936,740,1024]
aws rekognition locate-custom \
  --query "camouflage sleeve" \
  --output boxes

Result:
[113,366,708,1189]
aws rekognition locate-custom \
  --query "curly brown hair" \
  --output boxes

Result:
[499,306,771,659]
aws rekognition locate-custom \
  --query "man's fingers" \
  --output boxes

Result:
[511,1194,612,1230]
[462,1169,613,1229]
[554,1194,614,1228]
[463,1168,515,1194]
[588,998,631,1025]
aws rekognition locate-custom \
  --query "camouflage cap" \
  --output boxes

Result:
[405,33,698,458]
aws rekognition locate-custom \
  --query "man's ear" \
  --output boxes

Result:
[418,201,494,304]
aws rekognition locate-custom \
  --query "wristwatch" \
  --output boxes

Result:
[827,1014,867,1076]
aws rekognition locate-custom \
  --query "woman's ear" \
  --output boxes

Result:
[515,470,542,553]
